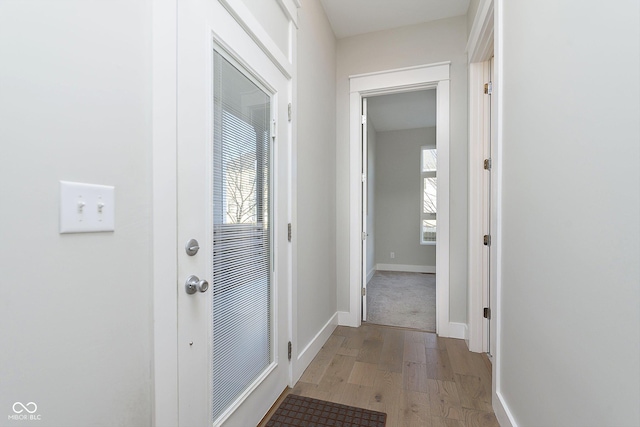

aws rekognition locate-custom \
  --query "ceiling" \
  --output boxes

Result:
[367,90,436,133]
[319,0,470,39]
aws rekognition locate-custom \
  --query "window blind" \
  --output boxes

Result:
[211,51,272,423]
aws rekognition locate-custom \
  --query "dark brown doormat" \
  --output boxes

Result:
[265,394,387,427]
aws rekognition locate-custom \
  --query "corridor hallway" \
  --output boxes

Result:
[260,324,498,427]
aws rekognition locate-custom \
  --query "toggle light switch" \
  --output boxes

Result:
[60,181,115,233]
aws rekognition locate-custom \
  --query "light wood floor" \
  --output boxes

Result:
[259,324,498,427]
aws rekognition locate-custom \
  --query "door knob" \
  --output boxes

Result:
[185,275,209,294]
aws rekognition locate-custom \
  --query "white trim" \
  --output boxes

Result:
[292,313,338,383]
[435,80,451,338]
[348,64,451,337]
[349,63,450,94]
[494,391,517,427]
[448,322,468,340]
[467,0,495,354]
[338,311,355,327]
[276,0,299,28]
[466,61,483,352]
[152,0,178,425]
[494,0,506,423]
[466,0,495,63]
[287,1,298,389]
[361,97,368,322]
[349,62,451,81]
[348,91,362,329]
[375,263,436,274]
[214,362,278,427]
[467,60,490,353]
[218,0,293,78]
[366,267,376,284]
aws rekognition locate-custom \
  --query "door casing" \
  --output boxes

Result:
[347,63,452,337]
[361,97,368,321]
[466,0,496,356]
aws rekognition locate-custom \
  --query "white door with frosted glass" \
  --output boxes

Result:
[176,1,291,426]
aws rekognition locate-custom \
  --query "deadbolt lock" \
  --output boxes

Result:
[185,239,200,256]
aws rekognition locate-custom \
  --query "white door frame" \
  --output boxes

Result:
[467,1,515,426]
[360,97,368,321]
[152,1,179,425]
[346,63,452,337]
[151,0,299,425]
[467,0,495,353]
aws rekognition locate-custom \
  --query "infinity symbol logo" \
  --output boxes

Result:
[13,402,38,414]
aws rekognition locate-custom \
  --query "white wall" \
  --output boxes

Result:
[375,128,436,268]
[295,0,338,352]
[336,16,468,323]
[0,1,153,426]
[365,118,376,280]
[498,1,640,425]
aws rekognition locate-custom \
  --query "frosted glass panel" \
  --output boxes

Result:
[212,51,271,423]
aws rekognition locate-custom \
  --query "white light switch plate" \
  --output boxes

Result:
[60,181,115,233]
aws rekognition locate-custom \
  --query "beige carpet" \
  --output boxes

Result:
[365,271,436,331]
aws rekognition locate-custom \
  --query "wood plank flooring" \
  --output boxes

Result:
[259,324,498,427]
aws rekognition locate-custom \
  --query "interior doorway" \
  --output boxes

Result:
[361,90,438,332]
[347,62,453,337]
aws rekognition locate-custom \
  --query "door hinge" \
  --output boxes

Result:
[288,103,292,122]
[361,173,366,182]
[484,81,493,95]
[484,158,492,170]
[288,341,292,361]
[483,307,491,319]
[361,232,366,241]
[271,119,277,140]
[361,114,367,125]
[288,223,292,242]
[483,234,491,246]
[361,287,366,296]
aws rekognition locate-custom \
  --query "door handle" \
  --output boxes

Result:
[185,275,209,294]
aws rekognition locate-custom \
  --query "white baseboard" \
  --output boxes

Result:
[337,311,357,327]
[447,322,468,340]
[366,268,376,284]
[376,263,436,274]
[494,390,517,427]
[293,312,338,384]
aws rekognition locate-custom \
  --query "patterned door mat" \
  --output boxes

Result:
[265,394,387,427]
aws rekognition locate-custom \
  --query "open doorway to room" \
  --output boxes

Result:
[348,62,450,337]
[362,89,437,332]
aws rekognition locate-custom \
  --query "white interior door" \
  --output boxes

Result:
[482,57,496,356]
[177,1,291,426]
[361,97,368,321]
[481,59,491,354]
[488,56,497,358]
